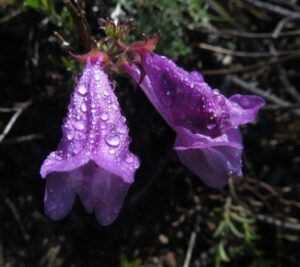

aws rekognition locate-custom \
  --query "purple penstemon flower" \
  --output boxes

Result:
[40,52,139,225]
[123,38,265,188]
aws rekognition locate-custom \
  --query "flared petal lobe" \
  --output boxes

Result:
[175,128,243,188]
[40,56,139,225]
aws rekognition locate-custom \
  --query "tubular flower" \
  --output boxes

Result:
[123,49,265,188]
[40,54,139,225]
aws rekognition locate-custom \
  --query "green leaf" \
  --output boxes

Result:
[218,242,230,262]
[231,212,254,224]
[214,221,226,238]
[208,0,232,22]
[24,0,40,9]
[228,221,244,238]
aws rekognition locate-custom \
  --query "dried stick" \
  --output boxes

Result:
[0,134,44,145]
[0,102,31,143]
[0,108,23,143]
[276,64,300,102]
[272,17,300,38]
[256,214,300,232]
[202,54,300,76]
[201,27,300,39]
[245,0,300,18]
[64,0,91,51]
[198,43,300,58]
[183,231,197,267]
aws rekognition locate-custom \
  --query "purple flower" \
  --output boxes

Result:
[40,54,139,225]
[124,51,265,188]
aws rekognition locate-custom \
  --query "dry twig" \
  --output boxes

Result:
[0,102,31,143]
[64,0,91,51]
[183,231,197,267]
[199,43,300,58]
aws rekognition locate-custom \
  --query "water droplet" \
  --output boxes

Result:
[111,103,118,111]
[81,102,87,112]
[227,170,234,176]
[162,93,173,107]
[78,85,87,95]
[117,125,127,134]
[207,123,216,130]
[103,90,109,96]
[121,116,126,124]
[125,155,134,163]
[100,113,109,121]
[108,148,116,155]
[67,130,75,140]
[100,123,107,129]
[74,121,85,131]
[72,143,82,154]
[105,133,120,147]
[94,72,101,81]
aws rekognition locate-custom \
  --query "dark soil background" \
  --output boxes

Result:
[0,0,300,266]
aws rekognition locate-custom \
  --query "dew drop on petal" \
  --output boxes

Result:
[111,103,118,111]
[108,148,116,155]
[100,113,109,121]
[94,72,101,81]
[78,85,87,95]
[125,154,134,163]
[81,102,87,112]
[105,133,120,147]
[117,125,127,134]
[121,116,126,124]
[66,130,75,140]
[74,121,85,131]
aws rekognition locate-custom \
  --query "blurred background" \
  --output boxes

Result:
[0,0,300,266]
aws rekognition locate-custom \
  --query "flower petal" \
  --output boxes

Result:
[229,94,266,126]
[94,172,130,226]
[44,172,76,220]
[71,161,130,225]
[175,129,243,188]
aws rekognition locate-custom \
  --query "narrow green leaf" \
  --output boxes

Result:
[213,221,226,238]
[228,221,244,238]
[218,242,230,262]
